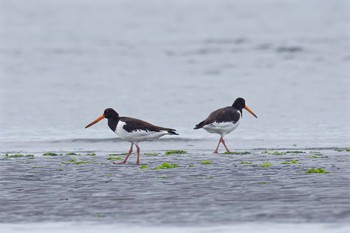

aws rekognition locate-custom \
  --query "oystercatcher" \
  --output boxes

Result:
[194,97,257,153]
[85,108,178,165]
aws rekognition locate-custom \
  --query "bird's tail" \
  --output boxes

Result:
[194,121,205,129]
[167,129,179,135]
[160,127,179,135]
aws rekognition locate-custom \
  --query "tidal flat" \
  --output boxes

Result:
[1,147,350,225]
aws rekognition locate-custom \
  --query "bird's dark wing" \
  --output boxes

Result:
[120,117,178,135]
[194,106,240,129]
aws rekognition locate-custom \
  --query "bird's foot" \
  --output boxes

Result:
[213,150,219,154]
[136,161,140,165]
[113,161,126,164]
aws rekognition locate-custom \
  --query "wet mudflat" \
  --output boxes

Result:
[1,146,350,225]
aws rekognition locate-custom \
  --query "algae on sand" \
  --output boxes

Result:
[154,163,180,170]
[306,168,330,174]
[165,150,187,155]
[200,160,212,165]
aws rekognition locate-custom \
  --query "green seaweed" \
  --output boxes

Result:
[165,150,187,155]
[272,151,283,155]
[62,158,91,165]
[107,155,122,161]
[65,152,77,156]
[4,153,34,159]
[262,150,269,154]
[309,155,322,158]
[200,160,212,165]
[306,168,330,174]
[144,152,160,156]
[281,160,299,164]
[262,162,272,167]
[108,153,127,156]
[154,163,180,170]
[187,164,195,168]
[240,161,252,164]
[285,151,305,154]
[224,151,251,155]
[256,181,270,185]
[140,164,148,170]
[85,153,96,156]
[240,161,253,165]
[346,148,350,152]
[43,152,59,156]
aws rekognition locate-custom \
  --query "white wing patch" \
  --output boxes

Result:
[115,121,168,142]
[203,120,240,136]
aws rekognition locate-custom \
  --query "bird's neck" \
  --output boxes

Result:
[107,116,120,132]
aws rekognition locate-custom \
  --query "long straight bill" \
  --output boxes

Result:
[244,106,258,118]
[85,115,105,128]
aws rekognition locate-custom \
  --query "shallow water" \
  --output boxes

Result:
[1,0,349,145]
[1,0,350,231]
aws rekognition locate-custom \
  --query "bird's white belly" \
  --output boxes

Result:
[203,121,240,136]
[115,121,167,142]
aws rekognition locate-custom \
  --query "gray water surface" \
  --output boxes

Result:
[1,0,349,145]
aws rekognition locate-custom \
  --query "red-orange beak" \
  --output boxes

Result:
[85,115,105,128]
[244,106,258,118]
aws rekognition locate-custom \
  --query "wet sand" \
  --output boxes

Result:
[1,145,350,225]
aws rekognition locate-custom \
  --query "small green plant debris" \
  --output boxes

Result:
[200,160,212,165]
[272,151,283,155]
[165,150,187,155]
[43,152,59,156]
[187,164,195,168]
[285,151,305,154]
[256,181,271,185]
[4,154,34,159]
[345,148,350,152]
[224,151,251,155]
[65,152,77,156]
[306,168,330,174]
[262,162,272,167]
[144,152,160,156]
[140,164,148,170]
[335,148,343,152]
[158,175,168,179]
[85,153,96,156]
[63,158,91,165]
[240,161,253,164]
[154,163,180,170]
[262,150,270,154]
[107,154,122,161]
[309,155,322,158]
[281,160,299,165]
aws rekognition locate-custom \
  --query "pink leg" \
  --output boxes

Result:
[135,144,141,165]
[115,143,133,164]
[214,137,222,153]
[221,138,231,153]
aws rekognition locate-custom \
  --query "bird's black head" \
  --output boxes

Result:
[103,108,119,119]
[232,97,258,118]
[85,108,120,129]
[232,97,246,110]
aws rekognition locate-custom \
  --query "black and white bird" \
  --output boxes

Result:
[85,108,178,165]
[194,97,257,153]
